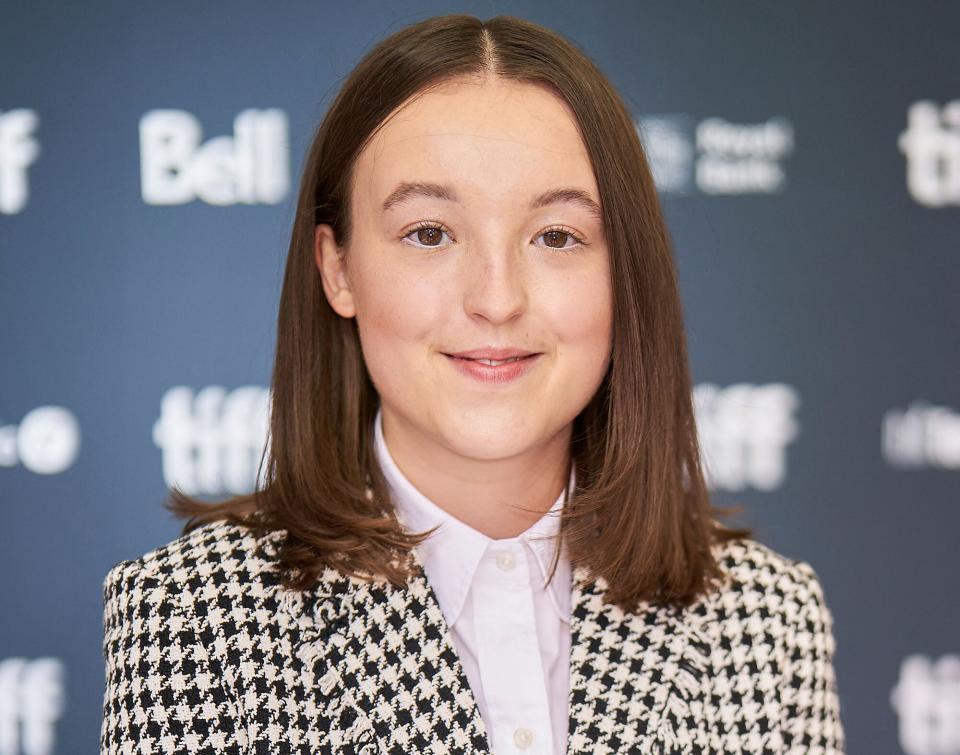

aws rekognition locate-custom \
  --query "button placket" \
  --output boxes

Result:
[472,543,554,754]
[495,549,517,572]
[513,726,534,749]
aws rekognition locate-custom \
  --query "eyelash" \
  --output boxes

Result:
[401,221,587,253]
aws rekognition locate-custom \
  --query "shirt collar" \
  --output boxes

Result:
[373,406,574,628]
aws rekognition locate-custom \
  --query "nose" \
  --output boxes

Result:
[460,244,530,324]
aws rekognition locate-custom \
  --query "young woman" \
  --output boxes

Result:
[100,13,845,755]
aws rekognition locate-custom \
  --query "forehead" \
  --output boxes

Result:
[352,77,598,205]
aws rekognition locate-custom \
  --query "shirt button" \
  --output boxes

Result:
[495,550,516,571]
[513,727,534,749]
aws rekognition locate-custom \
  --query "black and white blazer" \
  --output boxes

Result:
[99,519,846,754]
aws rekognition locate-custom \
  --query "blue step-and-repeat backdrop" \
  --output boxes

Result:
[2,3,957,753]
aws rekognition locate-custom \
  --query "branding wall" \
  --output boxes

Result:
[1,4,957,753]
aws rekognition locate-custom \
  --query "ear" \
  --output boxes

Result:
[315,224,356,318]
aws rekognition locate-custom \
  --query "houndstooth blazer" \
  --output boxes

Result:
[100,518,846,754]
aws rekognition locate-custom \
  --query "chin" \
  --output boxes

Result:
[434,411,540,456]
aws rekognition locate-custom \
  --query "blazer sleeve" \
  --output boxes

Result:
[99,559,245,754]
[781,559,846,755]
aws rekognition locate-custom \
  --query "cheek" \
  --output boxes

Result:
[353,262,442,392]
[551,271,612,354]
[513,270,612,430]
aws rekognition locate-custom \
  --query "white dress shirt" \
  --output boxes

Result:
[373,407,574,755]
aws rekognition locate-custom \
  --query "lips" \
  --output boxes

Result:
[443,352,542,383]
[444,347,540,360]
[453,355,533,365]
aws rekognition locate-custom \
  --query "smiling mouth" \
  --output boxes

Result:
[447,355,534,366]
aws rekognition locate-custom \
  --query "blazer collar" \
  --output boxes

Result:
[281,528,716,754]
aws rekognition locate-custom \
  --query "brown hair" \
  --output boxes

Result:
[167,13,751,611]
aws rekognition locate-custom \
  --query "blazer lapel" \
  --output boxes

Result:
[566,566,715,754]
[287,545,713,754]
[288,546,492,754]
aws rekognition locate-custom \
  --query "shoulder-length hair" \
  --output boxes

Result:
[168,13,751,611]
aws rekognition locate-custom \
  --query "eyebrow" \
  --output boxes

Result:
[380,181,603,220]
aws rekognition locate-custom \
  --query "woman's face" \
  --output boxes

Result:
[317,75,612,462]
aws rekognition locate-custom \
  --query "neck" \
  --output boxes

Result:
[379,407,572,540]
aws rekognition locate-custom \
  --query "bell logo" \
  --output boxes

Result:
[898,100,960,207]
[139,108,289,206]
[0,109,40,215]
[0,657,65,755]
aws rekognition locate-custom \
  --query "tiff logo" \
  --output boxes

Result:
[890,654,960,755]
[152,385,271,495]
[140,108,289,206]
[898,100,960,207]
[0,110,40,215]
[0,406,80,475]
[693,382,800,491]
[883,401,960,470]
[0,658,65,755]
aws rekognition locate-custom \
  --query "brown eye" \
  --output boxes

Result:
[542,229,571,248]
[403,223,450,248]
[416,227,443,246]
[536,226,585,252]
